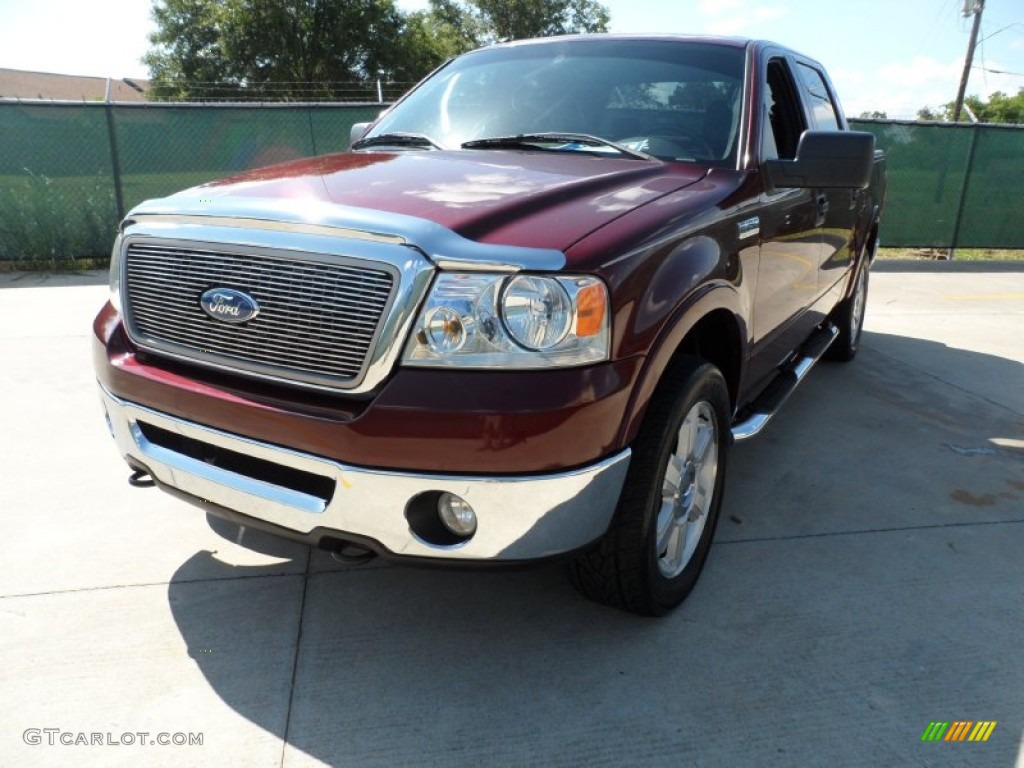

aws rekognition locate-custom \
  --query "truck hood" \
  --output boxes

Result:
[167,150,712,252]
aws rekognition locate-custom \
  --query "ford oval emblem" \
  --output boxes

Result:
[199,288,260,324]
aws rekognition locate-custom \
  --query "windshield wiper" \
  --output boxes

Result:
[461,133,654,161]
[351,132,441,151]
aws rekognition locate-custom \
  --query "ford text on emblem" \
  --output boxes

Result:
[199,288,260,324]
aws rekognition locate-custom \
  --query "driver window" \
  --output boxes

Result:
[763,58,806,160]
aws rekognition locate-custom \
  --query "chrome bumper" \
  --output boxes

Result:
[99,384,630,561]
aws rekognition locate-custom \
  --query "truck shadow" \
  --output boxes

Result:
[721,329,1023,537]
[166,329,1024,766]
[0,270,107,289]
[167,546,650,765]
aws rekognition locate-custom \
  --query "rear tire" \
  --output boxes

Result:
[570,357,730,616]
[825,264,869,362]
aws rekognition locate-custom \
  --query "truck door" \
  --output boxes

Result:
[751,57,820,358]
[793,60,858,300]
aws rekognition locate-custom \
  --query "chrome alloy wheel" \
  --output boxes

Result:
[656,400,719,578]
[850,267,867,339]
[570,358,730,615]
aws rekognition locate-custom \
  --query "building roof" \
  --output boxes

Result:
[0,68,149,102]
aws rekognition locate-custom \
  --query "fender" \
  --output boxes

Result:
[841,209,881,302]
[616,280,748,449]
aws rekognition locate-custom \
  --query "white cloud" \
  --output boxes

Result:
[837,55,1023,119]
[877,56,962,89]
[831,68,867,87]
[697,0,743,14]
[696,2,789,36]
[969,60,1023,96]
[754,6,788,20]
[838,56,959,118]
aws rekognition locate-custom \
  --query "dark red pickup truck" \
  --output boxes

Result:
[94,35,885,615]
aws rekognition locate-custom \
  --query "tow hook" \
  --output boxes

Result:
[330,543,377,565]
[128,469,155,488]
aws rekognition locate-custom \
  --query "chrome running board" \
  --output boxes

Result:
[731,323,839,442]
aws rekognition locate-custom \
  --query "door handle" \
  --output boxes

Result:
[816,194,830,217]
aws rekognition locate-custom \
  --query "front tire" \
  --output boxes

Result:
[571,357,730,616]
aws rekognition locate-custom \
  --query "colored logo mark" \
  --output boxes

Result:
[199,287,260,324]
[921,721,997,742]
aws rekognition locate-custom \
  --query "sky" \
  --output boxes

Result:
[0,0,1021,118]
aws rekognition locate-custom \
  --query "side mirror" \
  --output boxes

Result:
[349,122,371,149]
[764,130,875,190]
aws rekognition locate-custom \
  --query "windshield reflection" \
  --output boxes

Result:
[364,39,745,167]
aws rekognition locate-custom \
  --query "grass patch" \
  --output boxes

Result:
[0,170,117,264]
[0,169,217,267]
[0,257,109,274]
[878,247,1024,261]
[121,171,223,210]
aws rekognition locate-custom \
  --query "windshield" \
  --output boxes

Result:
[363,39,746,166]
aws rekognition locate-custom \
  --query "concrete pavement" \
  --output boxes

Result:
[1,264,1021,767]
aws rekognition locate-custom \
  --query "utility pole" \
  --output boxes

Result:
[953,0,985,122]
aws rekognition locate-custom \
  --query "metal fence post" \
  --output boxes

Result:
[307,107,318,157]
[104,103,125,221]
[950,123,981,257]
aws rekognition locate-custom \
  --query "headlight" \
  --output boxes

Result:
[402,272,609,369]
[108,234,123,313]
[501,275,572,350]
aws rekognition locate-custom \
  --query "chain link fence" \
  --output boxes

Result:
[0,104,1021,265]
[0,101,382,265]
[850,118,1024,249]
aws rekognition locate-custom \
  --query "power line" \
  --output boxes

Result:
[974,66,1024,76]
[978,21,1024,42]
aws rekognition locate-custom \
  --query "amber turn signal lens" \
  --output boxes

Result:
[575,282,606,337]
[424,307,467,353]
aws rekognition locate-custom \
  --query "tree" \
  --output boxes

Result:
[144,0,235,101]
[917,88,1024,124]
[974,90,1024,123]
[469,0,610,41]
[396,0,486,81]
[398,0,611,75]
[857,110,888,119]
[218,0,413,97]
[146,0,432,101]
[144,0,612,101]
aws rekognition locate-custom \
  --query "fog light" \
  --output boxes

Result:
[438,492,477,536]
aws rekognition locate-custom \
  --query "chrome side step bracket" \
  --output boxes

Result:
[731,323,839,442]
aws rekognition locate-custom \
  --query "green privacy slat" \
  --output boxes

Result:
[850,119,1024,249]
[1,107,1020,261]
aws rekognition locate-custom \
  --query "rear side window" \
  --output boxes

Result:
[796,63,840,131]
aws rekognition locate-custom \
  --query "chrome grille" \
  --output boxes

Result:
[123,241,396,390]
